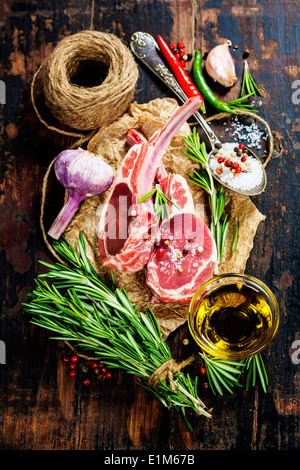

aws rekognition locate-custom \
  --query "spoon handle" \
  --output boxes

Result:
[130,31,220,148]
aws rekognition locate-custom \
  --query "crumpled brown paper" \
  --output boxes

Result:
[64,98,265,340]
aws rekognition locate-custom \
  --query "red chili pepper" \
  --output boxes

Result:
[156,35,205,112]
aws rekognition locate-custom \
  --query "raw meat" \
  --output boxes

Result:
[125,127,217,304]
[98,96,202,273]
[146,172,217,304]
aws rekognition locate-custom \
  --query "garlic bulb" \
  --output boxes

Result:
[205,41,237,87]
[48,148,114,240]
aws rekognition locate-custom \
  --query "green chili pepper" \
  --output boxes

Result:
[193,51,258,114]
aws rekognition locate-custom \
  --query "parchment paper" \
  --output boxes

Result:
[64,98,265,339]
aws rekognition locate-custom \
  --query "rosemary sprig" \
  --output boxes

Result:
[184,128,237,264]
[243,353,268,393]
[241,60,262,98]
[202,352,245,396]
[201,352,268,395]
[138,184,180,221]
[23,234,212,428]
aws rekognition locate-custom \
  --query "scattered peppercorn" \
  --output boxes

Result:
[199,365,207,375]
[243,49,250,58]
[201,381,209,390]
[183,248,189,255]
[71,355,78,363]
[154,241,161,249]
[157,248,165,257]
[217,156,225,164]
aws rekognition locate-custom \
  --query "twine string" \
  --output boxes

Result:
[41,30,138,131]
[148,355,195,391]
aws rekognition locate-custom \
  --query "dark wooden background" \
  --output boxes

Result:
[0,0,299,452]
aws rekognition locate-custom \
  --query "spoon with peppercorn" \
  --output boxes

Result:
[130,31,267,197]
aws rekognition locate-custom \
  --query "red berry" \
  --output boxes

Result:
[157,248,165,257]
[233,161,240,169]
[69,370,76,377]
[217,156,225,163]
[71,355,78,363]
[105,371,112,379]
[83,379,90,386]
[177,42,185,49]
[241,156,247,162]
[134,376,142,383]
[91,361,98,368]
[235,167,242,173]
[239,143,245,150]
[85,360,91,365]
[201,381,209,390]
[97,374,105,382]
[225,160,233,167]
[62,356,70,363]
[100,367,106,375]
[69,363,77,370]
[180,61,187,68]
[179,47,185,55]
[169,42,175,50]
[98,363,104,368]
[175,53,181,60]
[199,365,207,375]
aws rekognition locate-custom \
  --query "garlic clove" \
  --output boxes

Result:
[205,41,238,88]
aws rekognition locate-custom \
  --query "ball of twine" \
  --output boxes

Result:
[40,30,139,131]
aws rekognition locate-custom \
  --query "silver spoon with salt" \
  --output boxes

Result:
[130,32,267,197]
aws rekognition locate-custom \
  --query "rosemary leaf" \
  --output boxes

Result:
[232,218,239,252]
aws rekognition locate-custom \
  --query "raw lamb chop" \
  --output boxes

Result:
[126,128,217,305]
[146,173,217,305]
[98,96,202,273]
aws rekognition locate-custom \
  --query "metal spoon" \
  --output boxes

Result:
[129,31,267,196]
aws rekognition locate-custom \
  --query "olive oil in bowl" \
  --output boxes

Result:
[188,274,279,361]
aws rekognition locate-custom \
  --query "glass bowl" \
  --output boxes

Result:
[188,273,279,361]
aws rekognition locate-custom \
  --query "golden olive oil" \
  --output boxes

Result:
[194,282,273,357]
